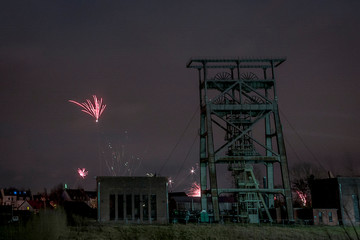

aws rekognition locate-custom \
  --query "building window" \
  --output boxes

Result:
[143,195,149,221]
[109,194,115,220]
[329,211,333,222]
[126,194,132,220]
[134,195,140,220]
[151,194,157,221]
[118,195,124,220]
[319,212,323,223]
[352,195,360,222]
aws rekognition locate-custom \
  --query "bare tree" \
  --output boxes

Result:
[289,162,327,207]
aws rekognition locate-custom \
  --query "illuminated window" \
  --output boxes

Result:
[27,207,29,210]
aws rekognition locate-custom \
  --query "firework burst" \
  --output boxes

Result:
[296,190,307,206]
[77,168,88,179]
[187,182,201,197]
[69,95,106,122]
[168,178,174,188]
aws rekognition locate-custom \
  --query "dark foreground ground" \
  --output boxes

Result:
[1,209,360,240]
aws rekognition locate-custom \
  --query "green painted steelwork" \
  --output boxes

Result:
[187,57,294,223]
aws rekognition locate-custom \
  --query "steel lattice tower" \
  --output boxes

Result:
[187,57,294,223]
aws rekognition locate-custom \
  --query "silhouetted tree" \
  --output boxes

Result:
[289,162,326,207]
[49,183,64,206]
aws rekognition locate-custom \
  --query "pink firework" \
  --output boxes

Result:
[69,95,106,122]
[77,168,88,179]
[296,190,307,206]
[187,182,201,197]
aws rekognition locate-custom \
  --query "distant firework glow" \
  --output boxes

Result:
[296,190,307,206]
[187,182,201,197]
[168,178,174,188]
[69,95,106,122]
[77,168,88,179]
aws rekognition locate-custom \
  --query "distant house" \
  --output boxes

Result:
[62,188,97,208]
[16,200,34,211]
[28,200,45,213]
[61,188,97,220]
[0,188,32,209]
[311,177,360,225]
[62,189,89,202]
[0,190,17,206]
[85,191,97,209]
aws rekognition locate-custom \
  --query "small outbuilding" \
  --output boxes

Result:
[311,177,360,226]
[97,176,168,224]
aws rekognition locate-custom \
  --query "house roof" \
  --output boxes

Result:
[62,189,90,201]
[85,191,96,199]
[28,200,44,209]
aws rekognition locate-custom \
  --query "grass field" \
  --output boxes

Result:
[1,210,360,240]
[63,223,360,240]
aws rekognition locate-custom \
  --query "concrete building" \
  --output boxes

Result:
[311,177,360,225]
[97,176,168,224]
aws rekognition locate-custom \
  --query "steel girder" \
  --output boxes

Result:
[187,57,294,223]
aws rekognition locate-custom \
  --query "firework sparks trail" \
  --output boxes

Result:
[168,178,174,188]
[190,164,199,176]
[187,182,201,197]
[77,168,88,179]
[69,95,106,122]
[104,141,143,176]
[171,164,200,191]
[296,190,307,206]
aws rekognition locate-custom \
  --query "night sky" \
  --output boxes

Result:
[1,1,360,193]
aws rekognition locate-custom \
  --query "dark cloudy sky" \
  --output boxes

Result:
[1,1,359,193]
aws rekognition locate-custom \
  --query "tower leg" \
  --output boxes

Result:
[274,110,294,222]
[266,163,274,208]
[200,113,208,212]
[200,161,208,211]
[206,107,220,222]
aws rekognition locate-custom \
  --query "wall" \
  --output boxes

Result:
[313,209,338,226]
[338,178,360,226]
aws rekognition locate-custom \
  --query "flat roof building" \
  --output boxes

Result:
[97,176,168,224]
